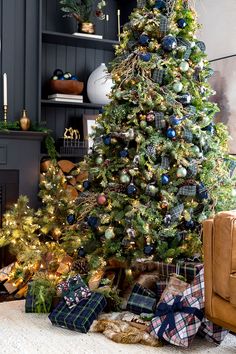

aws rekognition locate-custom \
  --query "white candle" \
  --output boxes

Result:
[3,73,7,106]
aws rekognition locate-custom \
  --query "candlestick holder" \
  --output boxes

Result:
[3,105,8,125]
[117,9,121,42]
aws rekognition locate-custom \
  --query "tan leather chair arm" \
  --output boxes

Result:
[203,219,214,317]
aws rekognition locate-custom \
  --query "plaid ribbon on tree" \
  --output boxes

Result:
[196,41,206,52]
[155,112,165,129]
[57,274,91,309]
[183,129,193,142]
[137,0,146,8]
[184,47,192,61]
[152,69,165,84]
[149,293,204,347]
[127,40,137,51]
[177,37,191,49]
[161,156,170,169]
[170,204,184,220]
[187,163,198,178]
[159,15,169,34]
[49,292,107,333]
[127,283,157,315]
[178,185,197,197]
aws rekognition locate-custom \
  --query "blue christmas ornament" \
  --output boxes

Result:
[185,220,195,230]
[127,183,137,196]
[144,244,155,256]
[161,174,170,185]
[177,18,187,29]
[170,115,181,126]
[83,180,90,190]
[67,214,76,225]
[139,34,150,46]
[78,247,86,257]
[119,149,129,158]
[197,182,208,200]
[53,69,64,77]
[59,76,65,80]
[70,75,79,80]
[162,35,177,52]
[103,135,111,145]
[166,128,176,139]
[154,0,166,10]
[203,123,214,135]
[87,216,100,229]
[140,53,152,62]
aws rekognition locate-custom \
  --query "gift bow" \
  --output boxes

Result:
[155,295,204,339]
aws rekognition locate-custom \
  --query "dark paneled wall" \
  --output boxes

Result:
[0,0,40,123]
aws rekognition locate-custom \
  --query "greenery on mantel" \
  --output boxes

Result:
[0,120,49,133]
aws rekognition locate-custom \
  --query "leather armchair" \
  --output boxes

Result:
[203,211,236,333]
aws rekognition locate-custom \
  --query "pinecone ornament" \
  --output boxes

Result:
[72,257,89,275]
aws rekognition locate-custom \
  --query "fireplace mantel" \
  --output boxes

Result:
[0,131,46,208]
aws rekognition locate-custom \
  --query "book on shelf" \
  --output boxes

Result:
[48,94,83,100]
[72,32,103,40]
[48,97,84,103]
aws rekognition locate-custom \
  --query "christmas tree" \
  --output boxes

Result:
[74,0,236,270]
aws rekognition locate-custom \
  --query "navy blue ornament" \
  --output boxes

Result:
[87,216,100,229]
[144,244,155,256]
[78,247,86,258]
[67,214,76,225]
[53,69,64,77]
[154,0,166,10]
[119,149,129,158]
[161,174,170,185]
[203,123,214,135]
[185,220,195,230]
[70,75,79,80]
[177,18,187,29]
[59,76,65,80]
[197,182,208,200]
[83,180,90,190]
[140,53,152,62]
[127,183,137,196]
[103,135,111,145]
[139,34,150,46]
[170,115,181,126]
[162,35,177,52]
[166,128,176,139]
[178,93,192,105]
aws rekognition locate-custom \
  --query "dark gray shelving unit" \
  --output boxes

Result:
[41,99,102,110]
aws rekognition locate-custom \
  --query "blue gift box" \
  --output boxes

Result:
[48,292,107,333]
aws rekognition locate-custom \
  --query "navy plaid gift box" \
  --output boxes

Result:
[25,292,38,313]
[155,262,203,283]
[49,292,107,333]
[127,283,157,315]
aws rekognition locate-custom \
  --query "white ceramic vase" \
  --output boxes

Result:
[87,63,113,105]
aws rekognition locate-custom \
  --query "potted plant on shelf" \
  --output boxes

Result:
[59,0,107,35]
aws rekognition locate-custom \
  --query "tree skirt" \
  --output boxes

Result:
[0,300,235,354]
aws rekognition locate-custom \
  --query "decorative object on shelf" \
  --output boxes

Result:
[19,109,31,131]
[3,73,8,125]
[83,114,98,153]
[96,0,106,20]
[49,69,84,95]
[87,63,113,105]
[60,127,88,157]
[59,0,95,34]
[48,93,84,104]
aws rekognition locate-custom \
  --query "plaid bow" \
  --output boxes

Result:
[152,69,165,84]
[178,185,196,197]
[155,112,165,129]
[155,295,204,340]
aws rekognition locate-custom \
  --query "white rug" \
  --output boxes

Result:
[0,300,236,354]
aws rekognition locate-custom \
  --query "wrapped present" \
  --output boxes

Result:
[127,283,157,315]
[198,318,229,344]
[149,293,204,347]
[57,274,91,309]
[49,292,107,333]
[155,261,203,283]
[158,274,188,303]
[183,267,204,307]
[156,280,168,301]
[25,282,55,313]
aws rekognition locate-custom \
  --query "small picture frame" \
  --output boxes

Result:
[83,114,98,153]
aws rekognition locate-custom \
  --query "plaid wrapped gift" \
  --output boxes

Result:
[156,280,168,301]
[49,292,107,333]
[149,293,204,347]
[127,283,157,315]
[57,274,91,309]
[198,318,229,344]
[155,262,203,283]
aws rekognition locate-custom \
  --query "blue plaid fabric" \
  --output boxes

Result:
[196,41,206,52]
[127,283,157,315]
[187,163,198,178]
[184,47,192,60]
[155,112,165,129]
[170,204,184,220]
[48,292,107,333]
[161,156,170,169]
[152,69,165,84]
[178,185,196,197]
[25,283,52,313]
[159,15,169,34]
[155,262,203,284]
[183,129,193,142]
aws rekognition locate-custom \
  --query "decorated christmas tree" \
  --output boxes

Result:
[74,0,236,270]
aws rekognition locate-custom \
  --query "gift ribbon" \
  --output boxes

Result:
[155,295,204,340]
